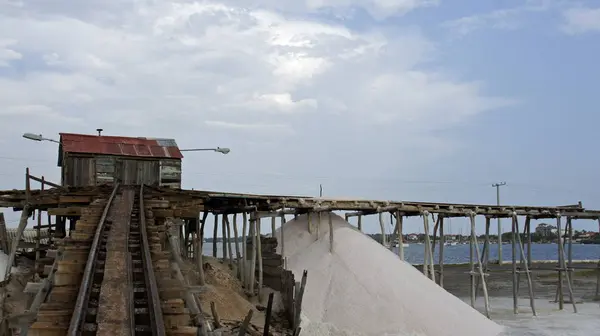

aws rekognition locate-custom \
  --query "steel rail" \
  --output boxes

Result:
[67,183,120,336]
[139,184,166,336]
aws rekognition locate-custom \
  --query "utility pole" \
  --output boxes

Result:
[492,182,506,264]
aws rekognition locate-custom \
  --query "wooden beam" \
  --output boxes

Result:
[58,195,92,204]
[23,282,43,294]
[47,207,83,216]
[27,174,62,189]
[4,205,30,279]
[152,208,205,218]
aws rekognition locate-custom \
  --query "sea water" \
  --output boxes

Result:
[203,242,600,264]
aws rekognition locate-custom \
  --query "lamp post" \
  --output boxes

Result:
[22,133,60,144]
[23,133,231,155]
[180,147,231,154]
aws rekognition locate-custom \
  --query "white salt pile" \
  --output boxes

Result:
[275,213,504,336]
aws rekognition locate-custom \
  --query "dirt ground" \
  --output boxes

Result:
[424,261,600,301]
[183,256,292,335]
[3,257,35,316]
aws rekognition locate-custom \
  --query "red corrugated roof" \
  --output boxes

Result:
[59,133,183,159]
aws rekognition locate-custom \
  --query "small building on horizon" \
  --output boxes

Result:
[58,132,183,188]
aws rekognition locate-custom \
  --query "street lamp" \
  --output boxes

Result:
[180,147,231,154]
[22,133,60,143]
[23,132,231,155]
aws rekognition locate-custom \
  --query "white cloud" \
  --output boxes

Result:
[442,0,552,36]
[0,39,22,66]
[305,0,439,19]
[205,120,294,134]
[218,0,439,20]
[0,0,510,195]
[561,7,600,34]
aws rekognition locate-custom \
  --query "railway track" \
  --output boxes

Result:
[27,185,197,336]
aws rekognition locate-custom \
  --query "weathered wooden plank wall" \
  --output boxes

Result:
[95,156,116,185]
[159,159,181,188]
[63,157,96,187]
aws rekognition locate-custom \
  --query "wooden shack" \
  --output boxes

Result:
[58,132,183,188]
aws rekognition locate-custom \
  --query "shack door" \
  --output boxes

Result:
[136,160,160,186]
[116,159,159,186]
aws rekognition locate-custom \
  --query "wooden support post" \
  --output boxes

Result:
[5,205,30,279]
[307,212,312,234]
[35,177,45,273]
[210,302,222,329]
[316,212,321,239]
[396,212,404,261]
[232,214,241,279]
[390,213,399,248]
[242,212,248,287]
[238,310,253,336]
[197,212,208,286]
[476,217,491,299]
[280,213,286,260]
[431,215,440,256]
[0,213,9,254]
[225,215,234,268]
[556,216,564,309]
[469,213,490,318]
[263,292,275,336]
[167,228,210,335]
[222,214,228,261]
[271,216,276,237]
[179,224,185,257]
[378,212,386,247]
[438,216,445,288]
[430,214,440,284]
[256,215,263,301]
[567,217,574,286]
[249,213,258,295]
[0,283,8,335]
[213,214,218,258]
[184,224,189,259]
[328,212,334,253]
[525,217,532,267]
[428,214,435,280]
[247,212,255,290]
[68,217,76,235]
[293,270,308,331]
[596,218,600,300]
[513,215,536,316]
[511,215,519,314]
[357,215,362,232]
[25,167,31,202]
[469,215,476,308]
[422,212,435,281]
[556,215,577,312]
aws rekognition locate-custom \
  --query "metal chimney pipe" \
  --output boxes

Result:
[96,128,103,136]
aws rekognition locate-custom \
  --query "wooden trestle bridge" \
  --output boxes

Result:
[0,171,600,335]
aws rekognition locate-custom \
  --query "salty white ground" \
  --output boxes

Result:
[488,297,600,335]
[275,213,503,336]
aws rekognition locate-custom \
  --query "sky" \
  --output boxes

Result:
[0,0,599,235]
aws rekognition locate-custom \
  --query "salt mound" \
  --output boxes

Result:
[275,213,503,336]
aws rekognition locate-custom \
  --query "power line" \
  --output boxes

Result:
[0,155,54,162]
